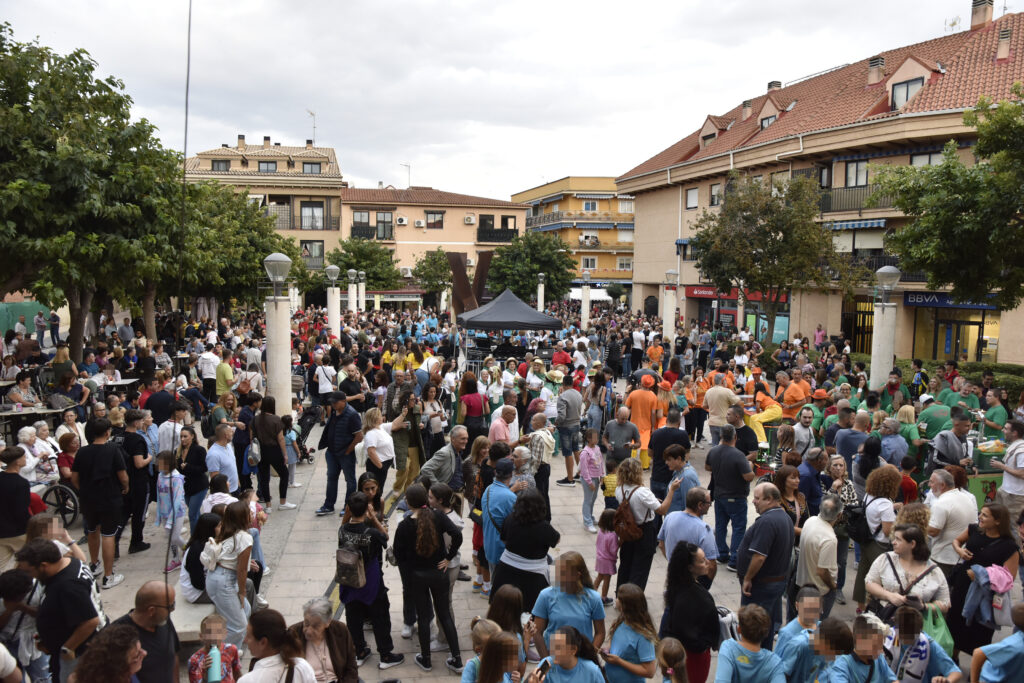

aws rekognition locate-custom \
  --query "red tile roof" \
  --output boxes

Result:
[619,13,1023,181]
[340,187,527,209]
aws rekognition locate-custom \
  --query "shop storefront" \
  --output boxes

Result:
[685,286,789,342]
[904,291,1000,362]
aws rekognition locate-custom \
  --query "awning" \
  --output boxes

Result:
[828,219,887,230]
[574,193,615,199]
[577,223,615,230]
[675,238,691,245]
[569,287,613,301]
[247,194,265,206]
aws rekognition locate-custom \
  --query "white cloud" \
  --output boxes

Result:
[3,0,979,197]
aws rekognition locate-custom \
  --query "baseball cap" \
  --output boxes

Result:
[495,458,515,478]
[919,393,934,404]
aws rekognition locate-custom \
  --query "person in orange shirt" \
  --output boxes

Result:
[791,366,813,400]
[655,380,674,429]
[625,374,659,468]
[743,366,764,396]
[645,339,664,372]
[745,380,783,443]
[685,368,710,447]
[705,358,735,390]
[775,370,807,422]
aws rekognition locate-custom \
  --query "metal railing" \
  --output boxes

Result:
[302,255,324,269]
[526,210,634,227]
[819,185,895,213]
[476,227,518,242]
[266,204,291,230]
[351,224,375,239]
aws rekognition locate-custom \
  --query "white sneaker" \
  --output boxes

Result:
[401,623,415,639]
[254,595,269,609]
[278,502,297,510]
[262,566,272,576]
[585,524,598,534]
[102,573,125,590]
[429,638,447,652]
[288,482,303,488]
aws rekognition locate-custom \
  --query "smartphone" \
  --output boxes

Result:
[537,660,551,677]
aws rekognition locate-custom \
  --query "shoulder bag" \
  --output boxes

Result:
[866,553,936,624]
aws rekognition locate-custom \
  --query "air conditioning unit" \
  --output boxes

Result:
[396,216,408,226]
[414,220,426,228]
[466,257,476,267]
[464,215,476,225]
[400,267,413,277]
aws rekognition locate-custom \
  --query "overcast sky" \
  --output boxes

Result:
[3,0,996,198]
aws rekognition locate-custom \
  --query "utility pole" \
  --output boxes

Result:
[400,162,411,188]
[306,109,317,144]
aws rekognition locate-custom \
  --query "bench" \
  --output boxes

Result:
[173,580,216,644]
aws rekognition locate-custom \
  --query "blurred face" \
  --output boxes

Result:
[550,633,576,667]
[63,411,76,425]
[797,597,821,626]
[127,640,147,675]
[180,430,193,448]
[853,631,884,659]
[555,560,578,591]
[451,429,469,451]
[986,390,998,406]
[428,490,441,509]
[799,410,813,427]
[361,480,378,500]
[978,506,994,531]
[691,548,709,577]
[787,471,800,493]
[892,531,914,558]
[752,486,772,514]
[840,386,851,398]
[302,614,328,641]
[792,369,803,381]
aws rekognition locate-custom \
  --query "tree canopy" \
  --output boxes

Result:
[487,231,576,303]
[872,82,1024,310]
[691,172,866,340]
[325,238,402,290]
[412,248,453,294]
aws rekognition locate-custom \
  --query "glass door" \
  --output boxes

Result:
[935,320,983,362]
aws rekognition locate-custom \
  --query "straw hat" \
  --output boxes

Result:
[546,370,564,383]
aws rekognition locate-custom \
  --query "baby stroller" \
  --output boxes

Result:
[296,405,319,464]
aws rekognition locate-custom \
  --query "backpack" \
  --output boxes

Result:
[716,605,739,650]
[307,365,320,397]
[335,528,371,588]
[200,410,217,439]
[613,487,643,542]
[846,497,883,545]
[236,373,252,395]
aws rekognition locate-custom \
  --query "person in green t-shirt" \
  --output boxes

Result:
[879,371,912,412]
[916,397,951,440]
[809,389,829,443]
[942,380,980,411]
[982,389,1009,440]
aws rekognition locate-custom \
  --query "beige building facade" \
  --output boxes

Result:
[618,2,1023,363]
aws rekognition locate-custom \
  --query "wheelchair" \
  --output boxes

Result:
[30,456,80,528]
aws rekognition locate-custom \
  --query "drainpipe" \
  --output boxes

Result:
[776,134,804,162]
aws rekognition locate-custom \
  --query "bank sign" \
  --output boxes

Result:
[902,291,997,310]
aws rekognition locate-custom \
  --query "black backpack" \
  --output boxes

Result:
[307,365,320,397]
[335,528,371,588]
[200,410,217,439]
[846,497,883,545]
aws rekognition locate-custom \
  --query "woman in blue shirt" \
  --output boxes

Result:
[601,584,657,683]
[529,627,605,683]
[532,551,606,659]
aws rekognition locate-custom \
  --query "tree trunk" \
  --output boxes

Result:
[764,301,779,346]
[66,286,94,365]
[142,283,157,341]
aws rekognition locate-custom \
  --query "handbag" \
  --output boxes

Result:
[922,605,954,657]
[866,554,936,624]
[247,438,262,466]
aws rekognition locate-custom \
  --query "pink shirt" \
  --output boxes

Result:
[578,445,605,481]
[488,417,511,444]
[814,328,826,345]
[596,530,619,563]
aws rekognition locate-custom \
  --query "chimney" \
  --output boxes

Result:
[236,134,245,150]
[221,143,228,148]
[378,181,384,189]
[767,80,782,91]
[263,135,271,148]
[741,100,752,121]
[997,26,1012,59]
[306,139,313,150]
[274,142,281,146]
[972,0,994,30]
[868,56,886,85]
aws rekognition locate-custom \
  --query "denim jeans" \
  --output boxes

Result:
[207,565,251,648]
[558,426,580,457]
[709,425,723,446]
[249,527,265,567]
[740,579,787,650]
[714,496,748,566]
[185,491,205,532]
[582,477,601,527]
[836,532,850,592]
[323,449,356,511]
[414,369,429,397]
[622,353,632,379]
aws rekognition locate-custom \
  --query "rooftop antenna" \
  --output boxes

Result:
[944,15,961,32]
[306,109,316,144]
[1002,1,1011,15]
[400,162,411,188]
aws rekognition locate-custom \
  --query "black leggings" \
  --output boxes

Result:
[406,567,461,664]
[346,584,395,655]
[256,444,288,503]
[616,520,657,591]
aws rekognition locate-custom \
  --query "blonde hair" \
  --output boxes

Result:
[108,406,126,427]
[469,617,501,650]
[897,405,917,425]
[53,346,70,363]
[617,457,644,487]
[363,407,383,430]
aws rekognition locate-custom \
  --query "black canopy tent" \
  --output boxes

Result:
[456,289,562,331]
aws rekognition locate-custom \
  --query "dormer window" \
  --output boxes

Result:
[760,115,776,130]
[258,161,277,173]
[212,160,230,172]
[303,162,321,174]
[702,133,716,146]
[891,77,923,110]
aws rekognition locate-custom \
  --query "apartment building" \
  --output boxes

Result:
[512,177,635,295]
[337,186,529,274]
[617,0,1023,363]
[185,135,346,271]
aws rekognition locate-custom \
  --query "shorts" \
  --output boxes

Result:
[83,506,122,536]
[476,544,487,566]
[558,426,580,455]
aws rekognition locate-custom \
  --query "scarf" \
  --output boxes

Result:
[883,629,930,683]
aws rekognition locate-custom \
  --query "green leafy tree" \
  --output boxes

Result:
[412,248,453,294]
[325,238,402,290]
[691,172,867,341]
[606,282,626,301]
[487,232,576,303]
[872,83,1024,310]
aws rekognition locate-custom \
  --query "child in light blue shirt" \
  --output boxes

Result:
[714,605,786,683]
[830,614,898,683]
[972,603,1024,683]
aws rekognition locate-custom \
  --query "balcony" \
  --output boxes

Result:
[819,185,895,214]
[526,211,634,228]
[267,204,291,230]
[302,255,324,269]
[828,254,927,283]
[578,267,633,280]
[573,236,634,251]
[477,227,518,243]
[351,224,393,240]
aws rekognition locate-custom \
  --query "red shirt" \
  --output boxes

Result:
[552,351,572,367]
[899,474,919,504]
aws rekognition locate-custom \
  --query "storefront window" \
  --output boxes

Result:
[912,307,1000,362]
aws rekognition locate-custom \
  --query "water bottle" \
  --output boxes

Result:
[207,644,222,682]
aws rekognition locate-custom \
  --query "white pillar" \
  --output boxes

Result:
[662,286,676,348]
[869,302,898,391]
[537,283,545,312]
[581,285,591,331]
[348,283,358,312]
[440,290,448,314]
[326,286,341,337]
[264,295,292,411]
[358,281,366,312]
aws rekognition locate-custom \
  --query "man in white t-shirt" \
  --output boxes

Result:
[197,344,220,402]
[993,420,1024,542]
[927,468,979,578]
[314,355,337,395]
[794,494,841,618]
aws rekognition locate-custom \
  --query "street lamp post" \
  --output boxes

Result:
[325,264,341,337]
[581,271,591,331]
[347,269,358,313]
[263,252,293,411]
[869,265,902,391]
[537,273,546,313]
[662,269,678,348]
[357,271,366,312]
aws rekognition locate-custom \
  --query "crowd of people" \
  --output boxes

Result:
[0,301,1023,683]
